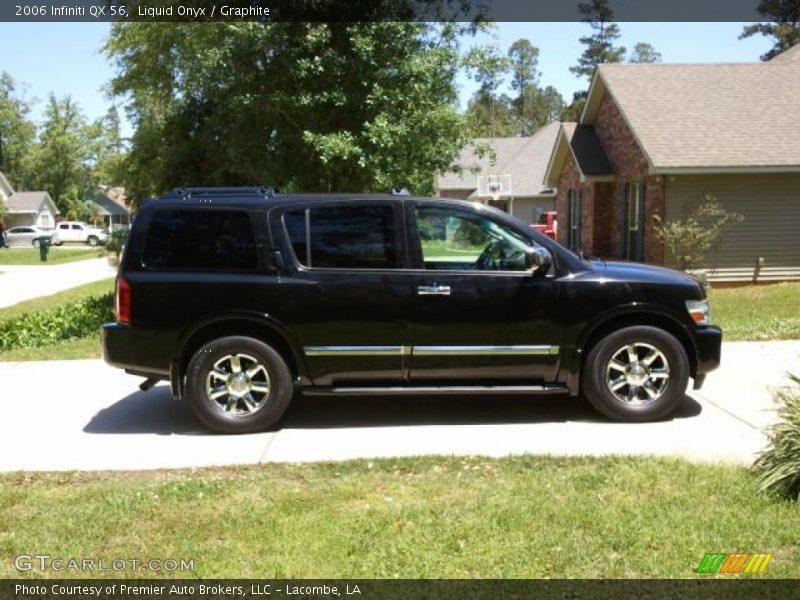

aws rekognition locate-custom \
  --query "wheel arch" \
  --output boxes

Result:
[172,313,307,400]
[568,307,699,394]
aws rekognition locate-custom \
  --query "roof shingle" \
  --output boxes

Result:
[436,122,560,197]
[591,61,800,170]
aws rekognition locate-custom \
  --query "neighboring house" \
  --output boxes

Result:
[87,185,131,231]
[435,122,561,225]
[544,45,800,282]
[0,171,61,229]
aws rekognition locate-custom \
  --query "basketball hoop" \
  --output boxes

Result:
[477,174,512,203]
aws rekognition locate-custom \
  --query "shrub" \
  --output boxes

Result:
[753,373,800,501]
[105,229,127,257]
[0,293,114,352]
[652,195,743,271]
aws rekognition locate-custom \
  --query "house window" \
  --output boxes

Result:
[567,189,581,251]
[624,183,645,261]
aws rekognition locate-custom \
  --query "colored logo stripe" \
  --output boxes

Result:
[696,553,773,574]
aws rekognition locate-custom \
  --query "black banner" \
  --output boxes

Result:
[0,0,769,23]
[2,579,799,600]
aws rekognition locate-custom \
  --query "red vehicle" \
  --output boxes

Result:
[532,211,557,240]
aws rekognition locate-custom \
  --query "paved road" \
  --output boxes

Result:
[0,257,115,309]
[1,341,797,472]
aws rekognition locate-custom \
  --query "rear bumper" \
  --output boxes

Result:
[102,322,136,371]
[692,325,722,386]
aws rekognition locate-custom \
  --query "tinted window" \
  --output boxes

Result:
[59,224,69,230]
[283,210,308,266]
[284,205,398,269]
[71,224,82,230]
[143,209,258,271]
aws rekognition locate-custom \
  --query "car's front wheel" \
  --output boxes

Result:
[32,239,40,248]
[185,336,293,433]
[581,325,689,422]
[87,236,99,247]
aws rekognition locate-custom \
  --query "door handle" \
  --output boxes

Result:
[417,285,451,296]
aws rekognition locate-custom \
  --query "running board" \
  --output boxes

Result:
[302,385,567,396]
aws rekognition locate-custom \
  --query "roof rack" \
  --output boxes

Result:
[167,186,277,200]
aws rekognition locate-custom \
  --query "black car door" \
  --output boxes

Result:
[407,201,562,384]
[272,200,415,386]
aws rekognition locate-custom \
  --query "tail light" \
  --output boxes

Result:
[116,276,131,325]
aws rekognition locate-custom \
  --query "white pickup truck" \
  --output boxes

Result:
[54,221,108,246]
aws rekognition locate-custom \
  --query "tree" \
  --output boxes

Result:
[463,44,516,138]
[91,106,128,186]
[570,0,626,81]
[740,0,800,60]
[652,195,744,271]
[0,72,36,189]
[508,39,540,92]
[105,21,482,200]
[629,42,662,63]
[27,94,95,213]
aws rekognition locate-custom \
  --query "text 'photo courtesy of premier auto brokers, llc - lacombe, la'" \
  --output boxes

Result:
[15,583,361,597]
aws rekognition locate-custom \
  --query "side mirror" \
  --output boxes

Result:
[525,246,552,272]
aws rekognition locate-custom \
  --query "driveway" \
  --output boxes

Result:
[0,341,797,472]
[0,257,115,309]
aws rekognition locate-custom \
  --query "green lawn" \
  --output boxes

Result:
[0,278,112,362]
[0,246,103,265]
[709,282,800,341]
[1,455,798,579]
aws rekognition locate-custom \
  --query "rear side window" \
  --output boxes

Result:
[142,209,258,271]
[283,205,399,269]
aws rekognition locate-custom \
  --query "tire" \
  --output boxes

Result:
[185,336,293,434]
[32,239,40,248]
[581,326,689,422]
[87,236,99,247]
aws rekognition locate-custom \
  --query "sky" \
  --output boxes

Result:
[0,21,774,140]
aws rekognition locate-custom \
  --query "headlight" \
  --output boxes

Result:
[686,299,710,325]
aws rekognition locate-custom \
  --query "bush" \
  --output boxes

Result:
[754,373,800,501]
[0,293,114,352]
[105,229,127,257]
[652,195,743,271]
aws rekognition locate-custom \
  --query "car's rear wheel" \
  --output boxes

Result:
[185,336,293,433]
[87,236,99,247]
[32,239,40,248]
[581,325,689,422]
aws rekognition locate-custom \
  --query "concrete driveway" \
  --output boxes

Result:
[0,257,115,309]
[1,341,797,472]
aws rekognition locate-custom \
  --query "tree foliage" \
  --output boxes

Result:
[652,195,744,271]
[0,72,36,189]
[570,0,626,80]
[105,22,481,199]
[464,39,564,138]
[629,42,662,63]
[740,0,800,60]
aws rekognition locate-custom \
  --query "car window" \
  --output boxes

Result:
[142,209,258,271]
[59,224,69,230]
[71,224,82,230]
[414,205,532,271]
[284,205,399,269]
[13,227,31,233]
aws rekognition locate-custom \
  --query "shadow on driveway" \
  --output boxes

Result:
[84,385,704,435]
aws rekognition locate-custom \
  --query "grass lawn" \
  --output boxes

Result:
[0,246,103,265]
[709,282,800,341]
[0,278,112,362]
[1,455,798,579]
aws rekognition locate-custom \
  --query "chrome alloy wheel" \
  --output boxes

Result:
[605,342,670,406]
[205,353,271,417]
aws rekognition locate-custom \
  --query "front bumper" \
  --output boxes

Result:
[692,325,722,388]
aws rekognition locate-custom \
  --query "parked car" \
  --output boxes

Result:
[103,187,722,434]
[54,221,108,246]
[4,226,58,247]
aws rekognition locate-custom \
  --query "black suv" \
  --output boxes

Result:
[103,187,721,433]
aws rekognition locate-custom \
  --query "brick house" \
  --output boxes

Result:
[544,46,800,281]
[435,122,560,225]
